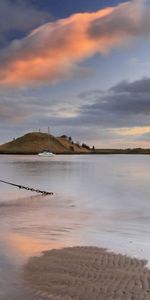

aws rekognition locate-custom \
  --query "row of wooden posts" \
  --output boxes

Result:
[0,180,53,196]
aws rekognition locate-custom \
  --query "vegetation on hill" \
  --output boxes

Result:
[0,132,91,154]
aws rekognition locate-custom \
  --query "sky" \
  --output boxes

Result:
[0,0,150,148]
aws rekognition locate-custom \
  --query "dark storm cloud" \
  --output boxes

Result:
[0,0,51,46]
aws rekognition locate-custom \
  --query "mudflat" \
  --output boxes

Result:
[24,246,150,300]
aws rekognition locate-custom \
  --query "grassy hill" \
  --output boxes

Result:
[0,132,91,154]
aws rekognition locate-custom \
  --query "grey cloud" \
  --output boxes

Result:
[76,77,150,128]
[1,76,150,145]
[0,0,51,46]
[112,77,150,93]
[0,86,78,125]
[1,76,150,130]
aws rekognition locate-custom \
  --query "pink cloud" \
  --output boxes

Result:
[0,1,149,86]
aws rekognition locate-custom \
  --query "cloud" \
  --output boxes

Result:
[135,131,150,141]
[0,0,51,46]
[1,76,150,129]
[0,1,150,86]
[76,76,150,128]
[0,86,79,127]
[89,0,150,41]
[1,76,150,146]
[111,77,150,93]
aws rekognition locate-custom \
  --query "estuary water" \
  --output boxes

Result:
[0,154,150,298]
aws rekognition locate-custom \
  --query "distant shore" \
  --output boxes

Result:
[0,149,150,155]
[24,246,150,300]
[1,132,150,155]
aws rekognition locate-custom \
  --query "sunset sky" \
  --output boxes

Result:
[1,0,150,148]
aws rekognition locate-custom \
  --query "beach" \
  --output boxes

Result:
[24,246,150,300]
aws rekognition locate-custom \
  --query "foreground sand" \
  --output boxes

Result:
[24,246,150,300]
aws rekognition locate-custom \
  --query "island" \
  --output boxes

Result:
[0,131,150,155]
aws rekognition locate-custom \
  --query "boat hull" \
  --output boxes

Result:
[38,152,55,157]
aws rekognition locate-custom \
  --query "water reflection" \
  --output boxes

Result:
[0,194,92,261]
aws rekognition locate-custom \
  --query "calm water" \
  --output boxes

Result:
[0,154,150,298]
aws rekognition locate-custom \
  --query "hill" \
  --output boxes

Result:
[0,132,91,154]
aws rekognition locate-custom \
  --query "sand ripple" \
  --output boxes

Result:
[24,246,150,300]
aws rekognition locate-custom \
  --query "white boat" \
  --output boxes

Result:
[38,151,55,157]
[38,128,55,157]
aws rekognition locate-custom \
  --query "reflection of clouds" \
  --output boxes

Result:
[6,232,64,257]
[0,193,93,262]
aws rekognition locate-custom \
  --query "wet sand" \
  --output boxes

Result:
[24,246,150,300]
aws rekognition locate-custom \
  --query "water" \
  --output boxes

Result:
[0,154,150,298]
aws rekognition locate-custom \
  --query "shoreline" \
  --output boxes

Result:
[24,246,150,300]
[1,152,150,155]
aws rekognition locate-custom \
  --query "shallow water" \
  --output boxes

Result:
[0,154,150,298]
